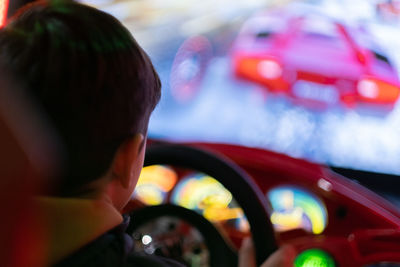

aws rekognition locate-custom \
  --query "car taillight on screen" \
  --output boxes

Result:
[236,57,282,79]
[357,78,400,104]
[257,59,282,79]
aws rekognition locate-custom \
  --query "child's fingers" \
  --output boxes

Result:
[238,237,257,267]
[239,237,297,267]
[260,245,297,267]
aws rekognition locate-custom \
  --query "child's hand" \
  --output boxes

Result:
[238,238,296,267]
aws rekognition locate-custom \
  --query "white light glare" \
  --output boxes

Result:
[357,80,379,98]
[142,235,152,245]
[318,178,332,192]
[257,60,282,79]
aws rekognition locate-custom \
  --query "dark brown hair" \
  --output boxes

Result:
[0,0,161,195]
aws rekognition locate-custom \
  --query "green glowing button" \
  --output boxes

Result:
[294,249,336,267]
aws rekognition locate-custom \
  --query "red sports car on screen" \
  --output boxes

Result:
[231,11,400,110]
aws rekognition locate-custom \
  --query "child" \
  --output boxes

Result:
[0,1,294,266]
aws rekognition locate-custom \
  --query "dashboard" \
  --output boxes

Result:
[134,166,327,236]
[125,141,400,267]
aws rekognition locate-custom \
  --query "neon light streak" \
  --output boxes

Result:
[0,0,8,28]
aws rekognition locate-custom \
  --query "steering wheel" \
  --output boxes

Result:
[127,143,278,266]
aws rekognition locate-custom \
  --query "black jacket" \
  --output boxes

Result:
[53,216,185,267]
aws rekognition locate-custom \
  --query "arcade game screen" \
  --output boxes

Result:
[80,0,400,177]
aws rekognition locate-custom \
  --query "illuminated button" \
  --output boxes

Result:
[294,249,336,267]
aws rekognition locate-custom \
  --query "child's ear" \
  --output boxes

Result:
[112,133,144,189]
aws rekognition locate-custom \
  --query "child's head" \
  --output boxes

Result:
[0,0,161,199]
